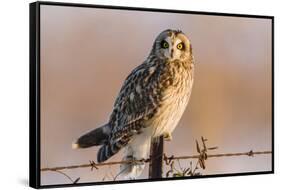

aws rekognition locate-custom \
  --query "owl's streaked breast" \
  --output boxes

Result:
[145,60,194,137]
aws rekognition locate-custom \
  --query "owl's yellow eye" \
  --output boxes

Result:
[161,41,169,49]
[177,43,184,50]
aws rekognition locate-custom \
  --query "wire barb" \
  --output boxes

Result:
[89,160,99,171]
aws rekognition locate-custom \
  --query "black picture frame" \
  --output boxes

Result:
[29,1,274,189]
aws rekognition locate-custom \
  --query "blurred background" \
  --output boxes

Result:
[40,5,272,185]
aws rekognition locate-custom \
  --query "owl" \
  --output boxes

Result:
[72,29,194,179]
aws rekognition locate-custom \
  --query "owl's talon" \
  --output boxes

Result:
[163,133,173,141]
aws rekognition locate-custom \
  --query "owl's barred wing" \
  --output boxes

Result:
[97,61,164,163]
[109,61,162,141]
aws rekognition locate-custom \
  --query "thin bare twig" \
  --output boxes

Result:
[52,170,80,184]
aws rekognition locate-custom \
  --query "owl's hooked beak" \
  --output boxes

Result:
[170,48,174,59]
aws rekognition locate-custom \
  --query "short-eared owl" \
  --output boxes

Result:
[72,29,194,179]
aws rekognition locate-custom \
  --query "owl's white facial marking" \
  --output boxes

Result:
[161,37,185,61]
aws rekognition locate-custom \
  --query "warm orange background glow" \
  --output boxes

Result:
[40,5,272,185]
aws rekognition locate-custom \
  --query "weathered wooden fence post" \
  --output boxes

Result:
[149,135,164,178]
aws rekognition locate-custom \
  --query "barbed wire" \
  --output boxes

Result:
[41,150,271,172]
[41,137,272,183]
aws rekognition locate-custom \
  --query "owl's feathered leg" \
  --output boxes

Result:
[119,132,151,179]
[72,124,110,149]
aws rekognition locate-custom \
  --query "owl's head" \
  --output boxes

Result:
[151,29,192,61]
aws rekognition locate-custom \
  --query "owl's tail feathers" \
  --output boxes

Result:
[72,124,110,149]
[97,137,130,163]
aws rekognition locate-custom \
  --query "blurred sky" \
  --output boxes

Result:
[40,5,272,185]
